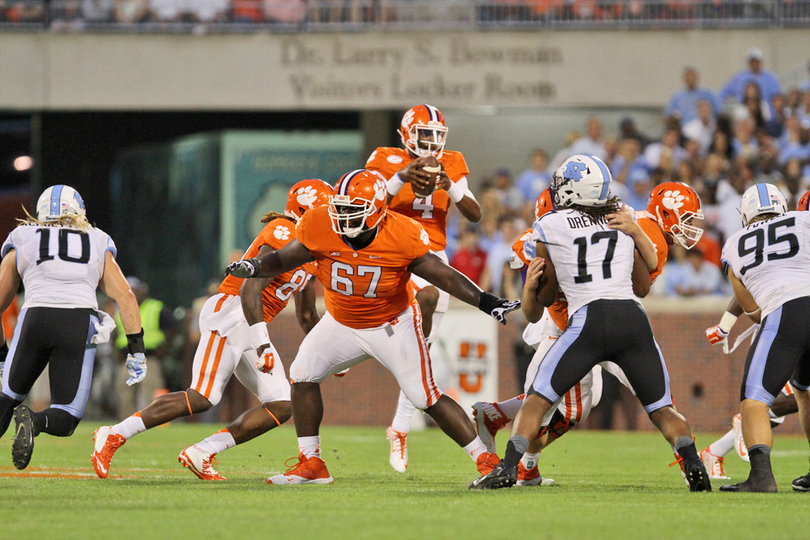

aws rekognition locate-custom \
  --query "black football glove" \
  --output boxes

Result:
[479,292,521,325]
[224,258,261,278]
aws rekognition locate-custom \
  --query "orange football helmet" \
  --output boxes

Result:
[399,104,448,159]
[646,182,704,249]
[535,188,555,220]
[329,169,388,238]
[285,179,332,222]
[799,190,810,211]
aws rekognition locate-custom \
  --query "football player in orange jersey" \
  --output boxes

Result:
[474,182,706,485]
[366,103,482,473]
[91,179,332,481]
[226,169,520,485]
[699,188,810,480]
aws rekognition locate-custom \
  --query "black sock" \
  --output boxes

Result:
[503,435,528,467]
[0,396,22,438]
[32,409,79,437]
[748,444,772,472]
[675,437,698,461]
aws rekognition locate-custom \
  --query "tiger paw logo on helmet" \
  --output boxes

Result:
[295,186,320,209]
[662,190,685,211]
[373,178,387,201]
[273,225,291,240]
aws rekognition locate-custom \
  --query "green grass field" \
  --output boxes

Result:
[0,423,807,540]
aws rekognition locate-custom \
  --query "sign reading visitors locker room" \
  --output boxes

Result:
[429,309,499,413]
[4,30,808,110]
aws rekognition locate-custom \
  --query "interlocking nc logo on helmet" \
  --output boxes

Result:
[563,162,587,182]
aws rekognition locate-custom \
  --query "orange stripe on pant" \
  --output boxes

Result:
[194,331,218,394]
[203,336,227,400]
[412,303,440,407]
[574,382,583,422]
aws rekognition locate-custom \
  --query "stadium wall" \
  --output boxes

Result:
[263,299,803,435]
[1,29,809,110]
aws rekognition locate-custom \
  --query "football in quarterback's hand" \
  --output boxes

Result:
[413,156,441,198]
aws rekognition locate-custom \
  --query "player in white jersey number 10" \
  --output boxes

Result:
[0,185,144,470]
[470,154,711,491]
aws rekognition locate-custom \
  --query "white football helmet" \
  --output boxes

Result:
[551,154,612,208]
[36,185,86,222]
[740,183,787,227]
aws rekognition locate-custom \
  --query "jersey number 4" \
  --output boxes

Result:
[36,228,90,265]
[737,217,799,275]
[573,231,618,284]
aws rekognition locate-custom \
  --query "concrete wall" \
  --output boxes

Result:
[2,29,809,111]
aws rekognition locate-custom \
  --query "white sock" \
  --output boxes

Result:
[709,429,736,457]
[463,437,488,462]
[521,452,541,470]
[496,395,525,421]
[298,436,321,459]
[113,413,147,440]
[196,429,236,455]
[391,391,416,433]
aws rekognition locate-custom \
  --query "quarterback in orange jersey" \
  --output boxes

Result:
[472,182,703,486]
[91,179,332,481]
[226,169,521,485]
[366,104,482,472]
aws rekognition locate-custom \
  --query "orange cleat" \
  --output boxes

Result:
[92,426,126,479]
[179,445,226,481]
[267,453,334,485]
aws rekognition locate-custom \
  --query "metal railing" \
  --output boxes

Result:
[1,1,809,32]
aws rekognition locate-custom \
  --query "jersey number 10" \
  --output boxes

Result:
[36,228,90,266]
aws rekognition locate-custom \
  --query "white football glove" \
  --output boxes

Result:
[225,258,260,279]
[705,325,730,354]
[250,322,274,374]
[125,353,147,386]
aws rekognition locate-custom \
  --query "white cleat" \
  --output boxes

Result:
[91,426,126,479]
[699,446,729,480]
[471,402,510,454]
[386,427,408,474]
[733,414,749,462]
[179,444,226,481]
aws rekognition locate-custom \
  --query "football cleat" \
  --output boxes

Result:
[791,469,810,492]
[12,405,36,470]
[699,446,729,479]
[179,445,226,481]
[516,462,556,487]
[476,452,500,476]
[720,468,776,493]
[386,427,408,474]
[91,426,126,479]
[469,460,518,490]
[684,457,712,492]
[733,414,749,462]
[472,401,510,454]
[266,453,334,485]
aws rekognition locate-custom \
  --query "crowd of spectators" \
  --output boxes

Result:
[449,50,810,300]
[3,0,810,28]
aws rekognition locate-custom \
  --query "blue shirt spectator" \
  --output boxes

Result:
[665,67,722,124]
[719,48,782,117]
[664,247,728,297]
[515,148,552,202]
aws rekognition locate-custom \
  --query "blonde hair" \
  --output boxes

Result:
[17,206,92,231]
[261,211,294,224]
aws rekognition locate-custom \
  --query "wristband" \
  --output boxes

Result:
[387,174,406,196]
[718,311,738,333]
[446,180,465,203]
[126,329,146,356]
[249,321,270,349]
[478,291,499,315]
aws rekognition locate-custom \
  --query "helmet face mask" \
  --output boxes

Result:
[328,170,388,238]
[399,104,448,159]
[36,185,86,222]
[551,154,612,208]
[739,183,788,227]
